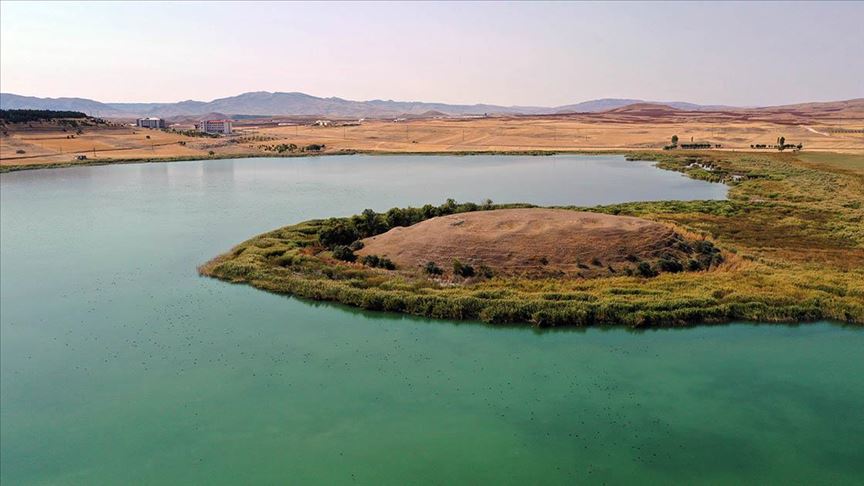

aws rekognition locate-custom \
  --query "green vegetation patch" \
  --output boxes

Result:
[201,151,864,328]
[0,109,89,123]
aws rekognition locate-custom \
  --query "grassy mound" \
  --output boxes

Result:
[356,208,720,278]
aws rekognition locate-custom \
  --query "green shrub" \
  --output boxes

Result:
[636,262,658,278]
[658,258,684,273]
[352,209,388,237]
[362,254,396,270]
[453,259,475,277]
[424,261,444,276]
[319,219,360,248]
[332,245,356,262]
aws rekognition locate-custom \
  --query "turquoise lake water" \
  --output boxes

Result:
[1,155,862,484]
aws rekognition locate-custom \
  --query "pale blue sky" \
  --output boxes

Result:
[1,1,861,106]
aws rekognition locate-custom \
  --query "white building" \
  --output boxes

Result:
[196,119,233,135]
[136,117,166,129]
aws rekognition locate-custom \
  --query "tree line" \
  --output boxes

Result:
[321,199,502,269]
[0,109,88,123]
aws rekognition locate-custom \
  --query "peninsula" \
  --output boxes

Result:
[200,150,864,327]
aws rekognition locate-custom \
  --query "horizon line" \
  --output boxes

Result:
[3,90,862,110]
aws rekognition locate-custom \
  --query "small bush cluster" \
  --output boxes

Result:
[165,128,219,138]
[259,143,298,153]
[453,260,475,278]
[636,262,658,278]
[424,261,444,276]
[362,255,396,270]
[332,245,356,262]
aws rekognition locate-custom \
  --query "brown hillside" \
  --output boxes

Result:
[604,103,682,115]
[357,208,708,278]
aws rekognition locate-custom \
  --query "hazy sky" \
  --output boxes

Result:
[1,1,861,106]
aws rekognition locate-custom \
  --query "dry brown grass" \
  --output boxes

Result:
[356,209,696,278]
[2,107,862,169]
[251,117,863,154]
[0,126,245,167]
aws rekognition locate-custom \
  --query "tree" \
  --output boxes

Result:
[352,208,387,237]
[440,198,458,215]
[421,204,439,219]
[671,135,679,146]
[319,219,359,248]
[779,136,785,146]
[386,207,411,228]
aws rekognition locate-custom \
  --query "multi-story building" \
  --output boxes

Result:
[196,119,233,135]
[136,117,166,129]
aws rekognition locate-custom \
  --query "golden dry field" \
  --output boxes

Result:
[2,104,863,170]
[252,116,864,154]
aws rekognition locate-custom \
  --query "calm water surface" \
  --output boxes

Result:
[2,155,862,484]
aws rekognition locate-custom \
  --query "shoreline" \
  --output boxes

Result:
[0,147,812,174]
[0,149,630,173]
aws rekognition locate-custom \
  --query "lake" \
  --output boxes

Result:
[1,155,861,484]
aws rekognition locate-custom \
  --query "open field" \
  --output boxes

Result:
[0,126,249,167]
[2,103,862,170]
[249,110,864,154]
[200,150,864,327]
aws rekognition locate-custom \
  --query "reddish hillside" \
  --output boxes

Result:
[357,208,714,278]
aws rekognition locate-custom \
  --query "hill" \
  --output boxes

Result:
[356,208,712,278]
[3,91,861,122]
[554,99,721,113]
[0,94,129,117]
[604,103,683,115]
[0,91,738,119]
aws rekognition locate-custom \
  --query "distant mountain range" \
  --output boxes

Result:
[0,91,736,119]
[0,91,858,119]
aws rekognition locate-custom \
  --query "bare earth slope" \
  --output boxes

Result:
[357,208,690,277]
